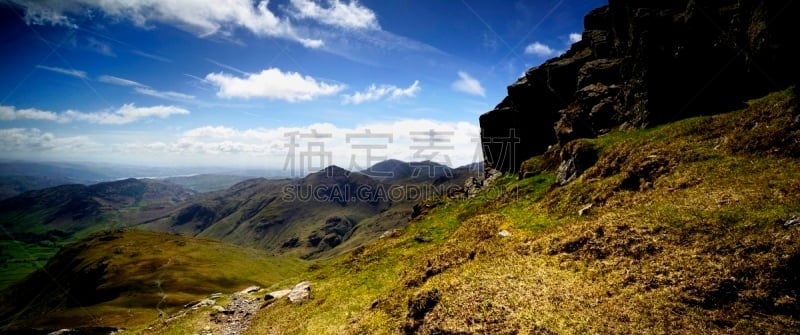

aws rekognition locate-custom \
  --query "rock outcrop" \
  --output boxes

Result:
[480,0,800,173]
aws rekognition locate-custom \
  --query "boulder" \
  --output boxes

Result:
[238,286,261,295]
[183,298,215,309]
[264,289,292,301]
[288,281,311,303]
[554,141,598,186]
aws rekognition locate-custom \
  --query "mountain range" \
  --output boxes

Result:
[2,0,800,333]
[0,160,478,289]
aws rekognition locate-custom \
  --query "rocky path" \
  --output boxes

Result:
[210,292,261,335]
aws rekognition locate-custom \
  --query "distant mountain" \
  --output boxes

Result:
[0,178,194,234]
[144,166,401,258]
[0,162,472,290]
[360,159,474,183]
[456,161,484,173]
[0,175,81,200]
[0,162,114,199]
[0,178,195,288]
[0,161,291,199]
[0,161,114,182]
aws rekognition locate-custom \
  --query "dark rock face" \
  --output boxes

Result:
[480,0,800,173]
[306,216,355,249]
[555,141,598,186]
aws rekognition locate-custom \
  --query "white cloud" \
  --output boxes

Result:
[8,0,323,48]
[569,33,582,43]
[289,0,379,30]
[0,106,61,122]
[120,119,481,170]
[131,50,172,63]
[182,126,239,139]
[0,128,96,153]
[98,75,194,101]
[205,68,345,102]
[524,41,556,56]
[134,87,195,101]
[98,75,146,87]
[0,120,484,170]
[451,71,485,97]
[35,65,87,79]
[13,1,77,28]
[1,103,189,125]
[342,80,420,104]
[87,36,115,57]
[63,104,189,125]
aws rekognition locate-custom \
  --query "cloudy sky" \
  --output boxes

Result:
[0,0,604,174]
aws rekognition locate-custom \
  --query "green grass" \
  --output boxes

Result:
[0,229,306,333]
[5,88,800,334]
[237,88,800,334]
[0,240,60,289]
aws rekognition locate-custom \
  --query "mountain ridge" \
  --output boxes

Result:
[480,0,800,173]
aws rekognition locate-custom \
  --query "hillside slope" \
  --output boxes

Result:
[0,178,195,289]
[0,89,796,335]
[0,229,304,333]
[225,88,798,334]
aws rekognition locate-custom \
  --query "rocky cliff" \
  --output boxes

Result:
[480,0,800,173]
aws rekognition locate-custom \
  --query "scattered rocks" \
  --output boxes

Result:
[497,230,512,237]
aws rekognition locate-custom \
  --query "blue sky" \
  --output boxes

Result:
[0,0,604,174]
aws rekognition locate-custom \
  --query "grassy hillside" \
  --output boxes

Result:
[231,88,798,334]
[0,229,305,333]
[2,88,797,334]
[0,178,195,290]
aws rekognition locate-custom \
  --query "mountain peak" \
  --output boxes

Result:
[318,165,350,177]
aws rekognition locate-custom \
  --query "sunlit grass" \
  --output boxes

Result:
[6,88,800,334]
[0,229,306,332]
[241,88,800,334]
